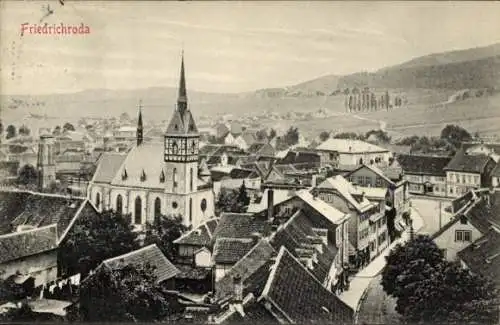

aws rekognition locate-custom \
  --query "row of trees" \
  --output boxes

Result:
[3,124,31,139]
[382,235,499,323]
[344,88,406,113]
[396,124,473,153]
[319,129,391,144]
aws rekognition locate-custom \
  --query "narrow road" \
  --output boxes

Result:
[357,275,400,325]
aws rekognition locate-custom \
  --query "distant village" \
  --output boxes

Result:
[0,56,499,323]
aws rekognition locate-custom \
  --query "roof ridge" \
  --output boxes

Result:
[103,243,158,264]
[0,223,58,239]
[57,199,90,245]
[0,188,85,200]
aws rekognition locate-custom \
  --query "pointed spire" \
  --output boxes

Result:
[177,50,188,116]
[137,100,143,146]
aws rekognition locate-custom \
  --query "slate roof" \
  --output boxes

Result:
[213,238,256,264]
[215,239,276,301]
[397,154,452,176]
[457,229,500,289]
[0,224,58,263]
[102,244,180,283]
[91,152,127,184]
[212,213,268,240]
[270,210,338,284]
[260,247,354,323]
[444,150,493,173]
[173,218,219,246]
[0,190,97,242]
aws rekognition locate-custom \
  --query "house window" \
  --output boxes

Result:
[201,198,207,212]
[474,176,480,185]
[173,168,178,191]
[116,194,123,214]
[134,196,142,225]
[467,175,471,184]
[329,153,335,161]
[455,230,472,242]
[189,198,193,224]
[154,197,162,219]
[95,192,101,209]
[190,168,193,192]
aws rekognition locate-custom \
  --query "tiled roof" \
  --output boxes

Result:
[229,168,255,179]
[457,229,500,289]
[215,239,276,301]
[444,150,493,173]
[347,163,395,185]
[102,244,180,283]
[316,138,389,153]
[212,213,268,240]
[0,190,94,241]
[222,299,278,324]
[0,224,58,263]
[213,237,256,264]
[270,210,338,284]
[260,247,354,323]
[451,190,474,213]
[277,150,320,166]
[296,189,347,224]
[397,154,452,176]
[173,218,219,246]
[91,152,127,183]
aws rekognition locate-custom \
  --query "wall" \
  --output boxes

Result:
[215,264,232,282]
[339,151,391,166]
[434,221,483,261]
[446,171,481,198]
[194,249,212,268]
[0,250,58,288]
[219,177,261,191]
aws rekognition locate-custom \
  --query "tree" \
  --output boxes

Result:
[119,112,131,122]
[79,263,184,322]
[63,122,75,132]
[334,132,362,140]
[6,125,16,139]
[215,188,247,214]
[440,124,472,148]
[58,210,140,277]
[381,235,444,297]
[17,164,37,185]
[237,182,251,207]
[144,214,188,262]
[397,260,498,324]
[319,131,330,142]
[269,128,277,140]
[283,126,299,146]
[52,125,61,136]
[18,125,30,136]
[0,272,29,304]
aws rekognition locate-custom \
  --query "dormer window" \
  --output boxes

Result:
[122,169,128,180]
[159,170,165,183]
[140,169,147,182]
[174,124,178,131]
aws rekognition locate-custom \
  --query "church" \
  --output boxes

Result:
[88,55,215,228]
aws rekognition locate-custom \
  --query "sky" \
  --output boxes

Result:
[1,1,500,95]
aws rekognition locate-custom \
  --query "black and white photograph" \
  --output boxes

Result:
[0,1,499,323]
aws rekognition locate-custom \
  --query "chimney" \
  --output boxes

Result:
[232,274,243,303]
[267,189,274,221]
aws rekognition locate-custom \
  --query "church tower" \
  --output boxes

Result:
[137,102,143,146]
[164,53,200,224]
[37,134,56,191]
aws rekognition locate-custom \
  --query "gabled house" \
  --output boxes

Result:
[211,246,354,324]
[314,175,387,261]
[444,150,496,198]
[315,138,391,168]
[96,244,180,289]
[397,154,451,196]
[173,217,219,265]
[432,189,500,260]
[344,163,409,219]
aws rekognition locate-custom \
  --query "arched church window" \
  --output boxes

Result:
[116,194,123,214]
[201,198,207,212]
[95,192,101,209]
[134,196,142,225]
[173,168,178,190]
[190,168,193,192]
[189,198,193,223]
[155,197,162,219]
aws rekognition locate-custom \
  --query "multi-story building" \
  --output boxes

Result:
[444,150,496,198]
[315,139,392,169]
[314,175,388,262]
[397,154,451,196]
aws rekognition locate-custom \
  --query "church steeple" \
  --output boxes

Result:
[177,51,188,116]
[137,100,143,146]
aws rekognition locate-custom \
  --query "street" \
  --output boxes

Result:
[357,275,400,325]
